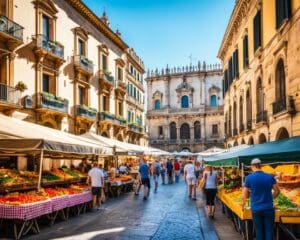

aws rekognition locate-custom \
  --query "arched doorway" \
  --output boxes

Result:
[258,133,267,144]
[248,136,254,145]
[181,147,190,152]
[180,123,190,139]
[276,127,289,140]
[170,122,177,140]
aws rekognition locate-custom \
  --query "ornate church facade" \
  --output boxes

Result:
[146,63,224,152]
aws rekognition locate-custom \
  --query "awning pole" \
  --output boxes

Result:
[37,149,44,191]
[241,163,244,187]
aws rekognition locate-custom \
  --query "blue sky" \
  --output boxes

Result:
[83,0,235,71]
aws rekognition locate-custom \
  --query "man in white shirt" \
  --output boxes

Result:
[87,162,104,210]
[184,159,196,200]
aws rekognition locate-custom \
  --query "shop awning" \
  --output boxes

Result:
[81,133,170,156]
[204,137,300,167]
[0,114,112,156]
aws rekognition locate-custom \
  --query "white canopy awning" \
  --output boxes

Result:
[0,114,112,156]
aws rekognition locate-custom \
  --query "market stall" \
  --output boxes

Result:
[0,114,112,239]
[204,137,300,240]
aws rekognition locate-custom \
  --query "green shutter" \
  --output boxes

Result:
[253,10,261,52]
[235,49,239,78]
[243,35,249,69]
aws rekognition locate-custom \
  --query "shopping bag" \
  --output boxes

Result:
[198,177,205,189]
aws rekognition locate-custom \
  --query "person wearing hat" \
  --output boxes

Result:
[243,158,280,240]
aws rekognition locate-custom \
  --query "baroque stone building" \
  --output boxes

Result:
[0,0,146,145]
[219,0,300,147]
[146,63,224,152]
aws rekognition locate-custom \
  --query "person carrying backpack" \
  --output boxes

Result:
[152,159,161,193]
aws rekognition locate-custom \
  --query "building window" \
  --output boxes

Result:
[243,35,249,69]
[130,65,134,75]
[228,57,233,84]
[232,48,239,79]
[102,95,107,111]
[212,124,218,135]
[42,15,50,39]
[256,78,263,113]
[276,0,291,29]
[246,89,252,129]
[180,123,190,139]
[224,69,228,92]
[170,122,177,140]
[78,86,86,105]
[42,74,50,93]
[117,67,123,81]
[78,39,85,56]
[181,95,189,108]
[275,59,286,101]
[118,101,123,115]
[194,121,201,139]
[210,95,217,107]
[233,101,237,132]
[158,126,163,136]
[101,54,107,71]
[155,100,161,110]
[253,10,262,52]
[239,96,244,132]
[127,111,131,122]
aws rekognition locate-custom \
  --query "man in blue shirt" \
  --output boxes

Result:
[166,159,173,184]
[243,158,280,240]
[139,157,150,200]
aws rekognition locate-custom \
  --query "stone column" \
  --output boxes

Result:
[147,80,152,110]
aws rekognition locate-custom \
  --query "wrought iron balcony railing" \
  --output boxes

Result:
[272,97,295,115]
[74,55,94,74]
[37,92,68,114]
[0,15,23,41]
[256,110,267,123]
[36,34,64,59]
[128,123,143,133]
[0,83,20,105]
[75,105,97,120]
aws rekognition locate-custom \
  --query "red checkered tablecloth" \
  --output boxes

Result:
[51,195,70,212]
[68,191,92,207]
[0,200,52,220]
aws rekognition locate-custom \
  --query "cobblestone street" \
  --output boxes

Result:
[25,180,239,240]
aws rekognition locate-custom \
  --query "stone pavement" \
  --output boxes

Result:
[26,180,240,240]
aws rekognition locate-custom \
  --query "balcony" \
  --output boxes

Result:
[180,139,190,144]
[0,15,23,49]
[246,120,252,131]
[232,128,238,136]
[116,80,126,91]
[169,139,178,144]
[115,115,127,127]
[150,139,168,145]
[128,123,143,133]
[74,55,94,76]
[256,110,267,124]
[272,97,295,115]
[35,34,64,60]
[0,83,21,107]
[98,111,115,124]
[75,105,97,120]
[36,92,68,114]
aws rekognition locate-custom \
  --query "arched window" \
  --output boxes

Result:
[233,102,237,134]
[155,99,161,110]
[181,96,189,108]
[246,89,252,130]
[275,59,286,101]
[170,122,177,140]
[239,96,244,132]
[256,78,263,114]
[210,95,217,107]
[194,121,201,139]
[180,123,190,139]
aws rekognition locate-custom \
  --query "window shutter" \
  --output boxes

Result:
[224,69,228,93]
[232,52,236,79]
[243,35,249,68]
[253,10,261,52]
[235,49,239,78]
[228,58,233,84]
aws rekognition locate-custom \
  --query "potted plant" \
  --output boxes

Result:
[15,81,27,92]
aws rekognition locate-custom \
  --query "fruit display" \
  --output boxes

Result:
[0,169,38,187]
[51,168,73,179]
[223,168,241,190]
[70,184,90,192]
[109,175,132,183]
[0,192,47,205]
[274,193,297,211]
[280,187,300,207]
[42,171,61,181]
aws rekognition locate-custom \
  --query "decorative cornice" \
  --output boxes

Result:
[33,0,58,15]
[218,0,251,61]
[66,0,128,51]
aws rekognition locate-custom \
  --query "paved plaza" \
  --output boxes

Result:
[26,180,240,240]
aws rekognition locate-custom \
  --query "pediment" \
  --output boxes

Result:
[153,90,162,99]
[33,0,58,16]
[208,85,221,93]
